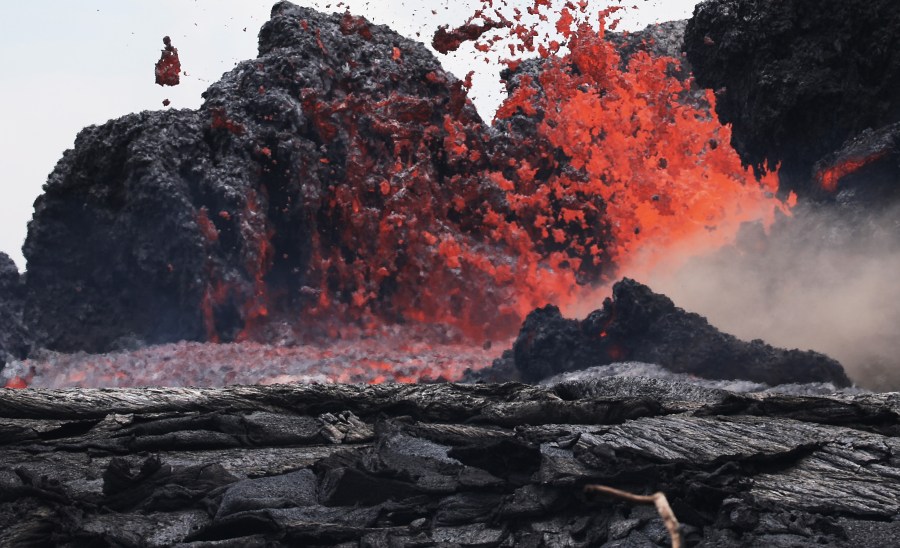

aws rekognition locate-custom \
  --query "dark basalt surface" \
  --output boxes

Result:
[0,253,30,373]
[2,380,899,546]
[683,0,900,196]
[25,109,215,351]
[479,278,851,387]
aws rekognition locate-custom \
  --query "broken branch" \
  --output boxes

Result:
[584,484,682,548]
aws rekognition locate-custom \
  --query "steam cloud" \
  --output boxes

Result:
[637,200,900,390]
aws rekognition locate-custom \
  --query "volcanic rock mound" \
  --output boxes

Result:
[21,0,794,361]
[482,278,851,387]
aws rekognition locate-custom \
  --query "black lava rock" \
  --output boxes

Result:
[684,0,900,196]
[0,252,30,371]
[25,110,215,352]
[2,381,899,546]
[508,278,851,387]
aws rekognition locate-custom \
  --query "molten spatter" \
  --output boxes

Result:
[497,16,789,275]
[432,18,508,53]
[205,3,793,351]
[444,2,789,292]
[155,36,181,87]
[816,151,889,192]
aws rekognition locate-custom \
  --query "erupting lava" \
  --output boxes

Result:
[5,2,797,389]
[489,8,790,278]
[252,1,791,344]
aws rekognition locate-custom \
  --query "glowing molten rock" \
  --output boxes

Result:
[155,36,181,87]
[2,325,501,389]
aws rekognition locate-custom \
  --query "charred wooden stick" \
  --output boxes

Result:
[584,484,682,548]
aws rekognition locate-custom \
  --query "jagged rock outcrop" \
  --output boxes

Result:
[2,380,899,546]
[684,0,900,196]
[482,278,850,387]
[0,253,30,372]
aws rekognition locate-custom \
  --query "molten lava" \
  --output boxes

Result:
[154,36,181,87]
[816,151,888,192]
[510,23,788,273]
[206,2,791,348]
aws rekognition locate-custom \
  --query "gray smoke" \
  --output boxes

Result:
[644,199,900,390]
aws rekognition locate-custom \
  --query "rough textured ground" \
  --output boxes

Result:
[0,329,502,389]
[2,379,899,547]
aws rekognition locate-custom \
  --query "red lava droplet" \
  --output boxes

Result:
[155,35,181,87]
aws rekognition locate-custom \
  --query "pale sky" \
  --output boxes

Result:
[0,0,699,270]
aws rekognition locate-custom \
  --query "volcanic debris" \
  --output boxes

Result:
[478,278,851,387]
[155,36,181,87]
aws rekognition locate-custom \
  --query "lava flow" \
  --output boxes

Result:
[816,151,888,192]
[3,324,502,389]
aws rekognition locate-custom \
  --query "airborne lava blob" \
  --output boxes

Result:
[155,36,181,87]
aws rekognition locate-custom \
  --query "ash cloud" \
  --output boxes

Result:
[641,199,900,390]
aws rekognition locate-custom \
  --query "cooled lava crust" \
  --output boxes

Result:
[480,278,851,388]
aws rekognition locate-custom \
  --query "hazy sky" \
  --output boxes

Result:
[0,0,699,270]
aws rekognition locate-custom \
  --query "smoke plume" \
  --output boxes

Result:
[636,199,900,390]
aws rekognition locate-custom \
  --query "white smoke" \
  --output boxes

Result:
[642,199,900,390]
